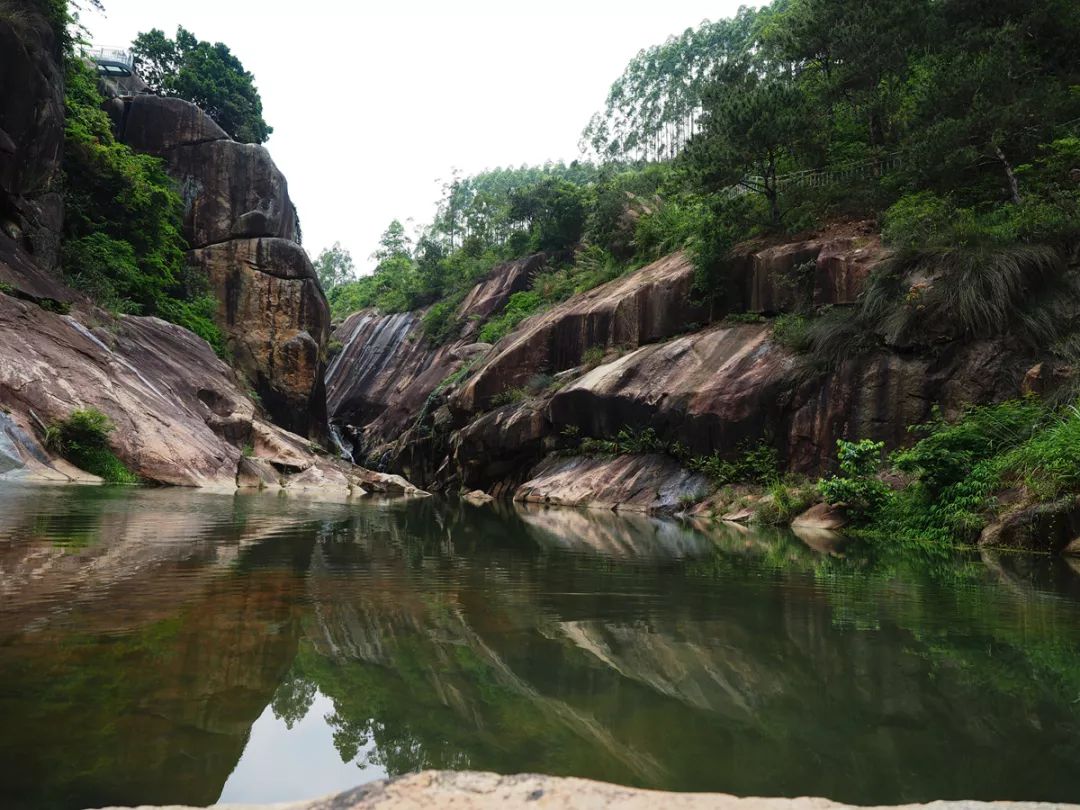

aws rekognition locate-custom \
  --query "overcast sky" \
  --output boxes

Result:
[86,1,749,272]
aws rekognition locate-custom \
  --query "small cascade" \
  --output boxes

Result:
[329,423,355,464]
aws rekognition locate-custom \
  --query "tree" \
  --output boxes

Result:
[313,243,355,292]
[131,27,272,144]
[687,62,811,225]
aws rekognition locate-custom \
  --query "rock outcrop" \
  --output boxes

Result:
[453,251,707,414]
[0,11,378,488]
[516,454,712,513]
[0,293,378,491]
[89,770,1080,810]
[327,220,1045,514]
[108,94,328,440]
[325,255,550,478]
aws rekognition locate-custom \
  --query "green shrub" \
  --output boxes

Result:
[755,481,816,526]
[772,313,812,352]
[581,345,606,368]
[882,192,959,249]
[490,387,528,408]
[478,291,543,344]
[61,60,226,355]
[892,401,1045,491]
[45,408,139,484]
[683,442,780,486]
[999,404,1080,502]
[818,439,890,519]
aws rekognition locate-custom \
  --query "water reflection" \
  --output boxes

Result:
[1,485,1080,809]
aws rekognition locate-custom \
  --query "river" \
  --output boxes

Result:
[1,484,1079,809]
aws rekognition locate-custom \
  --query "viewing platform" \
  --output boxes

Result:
[88,46,135,77]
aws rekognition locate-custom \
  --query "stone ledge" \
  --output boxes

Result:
[90,770,1080,810]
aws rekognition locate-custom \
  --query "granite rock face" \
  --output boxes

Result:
[325,224,1037,504]
[453,251,707,414]
[325,255,550,475]
[0,293,364,490]
[110,94,327,440]
[189,238,329,437]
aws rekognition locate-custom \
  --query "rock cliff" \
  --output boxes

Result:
[0,4,414,493]
[106,93,329,441]
[327,222,1039,508]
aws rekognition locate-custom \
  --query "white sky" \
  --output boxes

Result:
[85,1,749,272]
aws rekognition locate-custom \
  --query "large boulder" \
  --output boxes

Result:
[515,454,712,514]
[110,94,228,157]
[188,238,329,439]
[112,95,327,441]
[165,140,298,248]
[550,324,797,458]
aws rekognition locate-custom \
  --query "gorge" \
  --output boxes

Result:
[2,0,1080,807]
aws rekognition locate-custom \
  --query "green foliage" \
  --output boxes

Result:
[45,408,139,484]
[478,291,542,344]
[771,314,812,352]
[830,400,1080,545]
[61,59,226,355]
[683,442,781,487]
[755,481,817,526]
[131,27,272,143]
[818,440,890,518]
[580,0,1080,308]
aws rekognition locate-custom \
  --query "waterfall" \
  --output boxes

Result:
[329,423,355,464]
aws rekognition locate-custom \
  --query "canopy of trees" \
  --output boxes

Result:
[330,0,1080,352]
[131,27,272,144]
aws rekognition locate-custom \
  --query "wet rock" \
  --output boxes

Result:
[454,401,551,493]
[327,259,547,467]
[515,454,711,514]
[464,489,494,505]
[791,502,848,531]
[550,324,796,458]
[979,497,1080,554]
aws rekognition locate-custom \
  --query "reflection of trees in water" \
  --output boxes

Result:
[282,508,1080,803]
[5,490,1080,807]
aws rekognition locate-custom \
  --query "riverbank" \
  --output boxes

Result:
[93,771,1080,810]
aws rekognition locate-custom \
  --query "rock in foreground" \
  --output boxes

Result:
[91,770,1080,810]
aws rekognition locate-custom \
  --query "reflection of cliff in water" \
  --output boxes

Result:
[288,510,1080,803]
[0,486,319,810]
[3,491,1080,808]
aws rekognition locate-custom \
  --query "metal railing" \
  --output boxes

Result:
[724,152,905,198]
[88,46,135,74]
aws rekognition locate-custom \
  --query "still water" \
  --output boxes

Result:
[2,485,1080,809]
